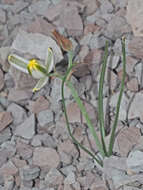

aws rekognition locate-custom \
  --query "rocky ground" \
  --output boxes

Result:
[0,0,143,189]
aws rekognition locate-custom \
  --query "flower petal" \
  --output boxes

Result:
[8,54,29,73]
[32,77,49,92]
[45,47,54,73]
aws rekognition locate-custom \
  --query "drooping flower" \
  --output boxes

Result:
[8,48,54,92]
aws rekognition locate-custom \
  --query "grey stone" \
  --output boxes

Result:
[0,9,6,23]
[89,35,107,49]
[11,1,29,14]
[80,33,93,46]
[64,172,76,185]
[128,92,143,122]
[37,109,53,127]
[0,46,10,72]
[8,89,33,102]
[29,0,51,16]
[60,165,76,176]
[31,135,42,147]
[107,54,120,69]
[11,30,63,64]
[15,114,35,139]
[51,78,71,102]
[4,73,15,88]
[41,134,57,148]
[126,0,143,37]
[100,0,114,13]
[110,92,129,121]
[104,16,131,40]
[7,103,27,125]
[0,128,11,145]
[4,175,14,190]
[127,150,143,173]
[45,168,64,187]
[21,166,40,181]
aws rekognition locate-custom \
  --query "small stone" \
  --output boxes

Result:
[29,0,51,16]
[84,48,103,81]
[0,112,13,132]
[0,46,10,72]
[107,55,120,69]
[33,147,60,168]
[4,175,14,190]
[100,0,114,13]
[128,37,143,59]
[129,91,143,122]
[0,128,11,145]
[31,135,42,147]
[9,66,37,90]
[83,0,98,15]
[27,17,55,36]
[104,16,131,40]
[126,0,143,37]
[64,172,75,185]
[28,96,50,114]
[0,9,6,23]
[64,102,81,123]
[127,78,139,92]
[0,68,4,91]
[7,103,27,126]
[0,149,9,168]
[89,35,107,49]
[16,141,33,160]
[11,1,29,14]
[45,168,64,187]
[0,161,18,177]
[127,150,143,174]
[12,158,27,169]
[126,56,138,75]
[59,5,83,36]
[21,166,40,181]
[51,78,71,102]
[15,114,35,139]
[8,89,33,102]
[11,30,63,64]
[37,109,53,127]
[60,165,76,176]
[116,126,141,156]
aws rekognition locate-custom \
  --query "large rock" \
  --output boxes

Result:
[11,30,63,64]
[126,0,143,37]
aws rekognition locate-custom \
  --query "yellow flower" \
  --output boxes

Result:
[27,59,47,79]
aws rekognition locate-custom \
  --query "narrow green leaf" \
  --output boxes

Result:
[61,65,103,166]
[108,37,126,156]
[98,41,109,156]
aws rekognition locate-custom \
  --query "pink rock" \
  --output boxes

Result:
[127,77,139,92]
[84,24,101,35]
[33,147,60,168]
[82,0,98,15]
[16,141,33,160]
[64,102,81,123]
[59,6,83,36]
[58,139,77,156]
[12,158,27,169]
[27,17,55,36]
[126,56,138,75]
[0,112,13,132]
[28,96,50,114]
[116,126,141,156]
[128,37,143,59]
[0,161,18,177]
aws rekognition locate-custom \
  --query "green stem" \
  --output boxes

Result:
[98,41,109,156]
[62,63,105,158]
[108,37,126,156]
[61,69,103,166]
